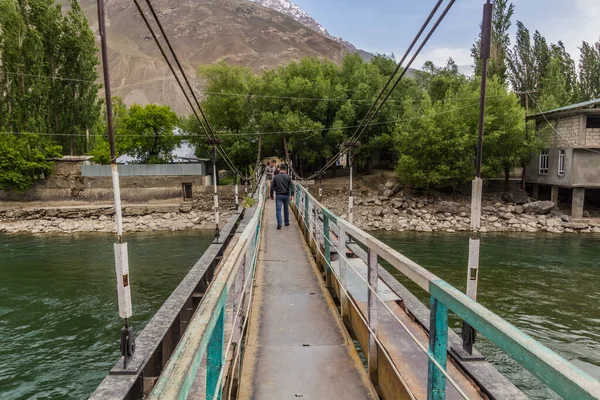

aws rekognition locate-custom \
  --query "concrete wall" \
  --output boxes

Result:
[550,115,580,147]
[586,127,600,146]
[81,163,208,177]
[571,149,600,187]
[525,147,574,186]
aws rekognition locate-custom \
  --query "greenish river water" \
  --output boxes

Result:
[0,231,212,400]
[374,232,600,399]
[0,231,599,399]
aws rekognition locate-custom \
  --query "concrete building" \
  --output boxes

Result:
[524,99,600,218]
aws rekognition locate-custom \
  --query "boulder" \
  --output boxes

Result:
[583,210,591,218]
[562,222,587,230]
[436,201,462,214]
[514,205,524,214]
[502,187,529,204]
[502,212,515,219]
[488,216,499,222]
[523,201,555,215]
[382,189,394,198]
[508,218,520,225]
[384,181,396,190]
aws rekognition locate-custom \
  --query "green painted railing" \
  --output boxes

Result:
[148,181,267,400]
[294,182,600,400]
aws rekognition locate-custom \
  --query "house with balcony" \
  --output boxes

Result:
[524,99,600,219]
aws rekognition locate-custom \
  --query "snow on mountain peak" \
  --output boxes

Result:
[250,0,329,38]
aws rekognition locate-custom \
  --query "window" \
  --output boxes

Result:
[539,150,548,174]
[558,149,565,176]
[586,115,600,128]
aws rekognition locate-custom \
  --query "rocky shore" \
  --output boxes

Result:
[315,182,600,234]
[0,203,233,234]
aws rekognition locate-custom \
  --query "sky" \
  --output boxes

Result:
[293,0,600,73]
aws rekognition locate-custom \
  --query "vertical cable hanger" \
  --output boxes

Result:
[97,0,134,368]
[461,0,493,357]
[207,139,223,242]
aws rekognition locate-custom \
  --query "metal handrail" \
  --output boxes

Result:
[148,180,267,399]
[294,182,600,400]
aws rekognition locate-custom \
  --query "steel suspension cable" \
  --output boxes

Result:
[299,0,456,180]
[142,0,245,178]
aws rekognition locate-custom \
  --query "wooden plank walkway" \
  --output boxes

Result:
[238,199,378,399]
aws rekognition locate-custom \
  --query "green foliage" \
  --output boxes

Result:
[578,39,600,101]
[0,0,100,154]
[0,134,62,191]
[118,104,180,164]
[241,195,256,209]
[471,0,514,83]
[395,74,530,191]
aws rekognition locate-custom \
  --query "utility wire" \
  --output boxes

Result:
[1,100,482,139]
[141,0,244,178]
[132,0,247,179]
[297,0,457,180]
[527,93,600,155]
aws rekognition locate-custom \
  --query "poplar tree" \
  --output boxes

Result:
[578,39,600,101]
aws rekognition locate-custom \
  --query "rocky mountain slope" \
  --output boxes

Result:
[72,0,348,114]
[250,0,373,60]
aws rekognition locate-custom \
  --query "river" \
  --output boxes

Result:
[0,232,598,399]
[374,232,600,399]
[0,231,212,400]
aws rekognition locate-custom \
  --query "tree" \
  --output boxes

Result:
[394,93,476,191]
[482,80,532,190]
[0,134,62,191]
[578,38,600,101]
[537,57,571,111]
[0,0,100,154]
[119,104,180,164]
[471,0,514,83]
[550,41,578,103]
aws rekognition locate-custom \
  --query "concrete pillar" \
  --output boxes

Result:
[572,187,585,219]
[551,186,559,209]
[532,183,539,199]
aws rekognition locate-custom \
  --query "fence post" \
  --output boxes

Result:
[304,190,309,234]
[427,296,448,400]
[367,248,379,384]
[232,254,246,346]
[324,212,332,287]
[338,224,349,322]
[207,303,225,400]
[308,202,315,250]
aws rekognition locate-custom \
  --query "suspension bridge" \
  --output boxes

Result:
[88,0,600,398]
[90,177,600,399]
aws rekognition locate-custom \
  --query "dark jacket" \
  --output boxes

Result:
[270,173,293,197]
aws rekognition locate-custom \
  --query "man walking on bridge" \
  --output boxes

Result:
[270,164,293,229]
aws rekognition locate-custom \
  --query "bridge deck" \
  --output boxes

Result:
[239,199,378,399]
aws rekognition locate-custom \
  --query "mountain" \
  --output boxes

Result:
[250,0,373,60]
[70,0,348,114]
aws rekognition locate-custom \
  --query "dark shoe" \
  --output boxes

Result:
[285,223,290,226]
[277,225,281,230]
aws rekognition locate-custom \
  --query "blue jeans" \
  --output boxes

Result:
[275,194,290,227]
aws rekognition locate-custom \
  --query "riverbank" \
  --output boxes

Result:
[314,185,600,234]
[0,203,233,234]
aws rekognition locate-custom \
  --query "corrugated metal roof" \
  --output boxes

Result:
[529,98,600,118]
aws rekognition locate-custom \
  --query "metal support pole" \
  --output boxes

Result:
[338,225,349,322]
[98,0,134,368]
[344,142,360,227]
[367,248,379,384]
[234,172,239,211]
[207,139,222,242]
[324,212,332,288]
[462,0,492,355]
